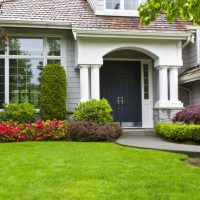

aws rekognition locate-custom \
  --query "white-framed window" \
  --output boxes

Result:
[0,35,62,109]
[105,0,140,11]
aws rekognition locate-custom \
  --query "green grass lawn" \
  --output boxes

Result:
[0,142,200,200]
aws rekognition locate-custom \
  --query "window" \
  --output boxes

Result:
[143,64,149,99]
[106,0,139,11]
[124,0,139,10]
[0,36,62,109]
[106,0,120,9]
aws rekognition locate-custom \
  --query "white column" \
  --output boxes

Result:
[79,65,90,102]
[91,65,101,100]
[155,66,170,107]
[169,67,183,107]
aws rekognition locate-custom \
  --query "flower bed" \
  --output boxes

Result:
[0,120,122,143]
[0,120,68,142]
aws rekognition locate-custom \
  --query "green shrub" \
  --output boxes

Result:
[0,102,36,123]
[71,99,113,125]
[68,121,122,142]
[40,64,67,121]
[155,123,200,142]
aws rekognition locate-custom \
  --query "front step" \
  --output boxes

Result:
[123,128,155,136]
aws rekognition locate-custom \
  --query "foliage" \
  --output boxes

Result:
[173,104,200,124]
[0,120,68,142]
[139,0,200,25]
[155,123,200,142]
[40,64,67,121]
[68,121,122,142]
[71,99,113,125]
[0,102,36,123]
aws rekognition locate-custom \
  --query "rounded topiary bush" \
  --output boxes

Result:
[173,104,200,124]
[71,99,113,125]
[40,64,67,121]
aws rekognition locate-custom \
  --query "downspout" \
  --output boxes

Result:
[182,34,195,49]
[179,86,192,105]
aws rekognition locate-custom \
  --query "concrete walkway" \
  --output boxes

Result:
[116,130,200,157]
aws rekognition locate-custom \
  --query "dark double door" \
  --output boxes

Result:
[100,61,142,126]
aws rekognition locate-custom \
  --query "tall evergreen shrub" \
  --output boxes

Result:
[40,64,67,120]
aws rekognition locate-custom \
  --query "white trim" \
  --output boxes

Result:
[0,19,71,29]
[197,27,200,65]
[179,72,200,84]
[141,60,153,128]
[75,30,191,40]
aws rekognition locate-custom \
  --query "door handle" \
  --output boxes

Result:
[117,97,120,110]
[121,97,124,110]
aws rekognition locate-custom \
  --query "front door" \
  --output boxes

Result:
[100,61,142,126]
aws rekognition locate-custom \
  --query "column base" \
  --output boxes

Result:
[153,108,183,124]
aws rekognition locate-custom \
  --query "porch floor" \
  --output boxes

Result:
[116,131,200,157]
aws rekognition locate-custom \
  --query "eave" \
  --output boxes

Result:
[74,29,192,40]
[179,73,200,84]
[0,19,71,29]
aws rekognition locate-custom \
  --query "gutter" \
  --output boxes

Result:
[0,19,72,29]
[182,34,195,49]
[74,29,191,40]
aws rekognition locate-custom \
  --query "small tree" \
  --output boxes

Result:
[40,64,67,121]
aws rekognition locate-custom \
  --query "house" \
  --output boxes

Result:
[0,0,197,128]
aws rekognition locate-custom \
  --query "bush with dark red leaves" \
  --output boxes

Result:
[68,121,122,142]
[173,104,200,124]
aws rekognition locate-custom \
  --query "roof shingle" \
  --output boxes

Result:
[0,0,189,32]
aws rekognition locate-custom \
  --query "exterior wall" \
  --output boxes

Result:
[6,28,79,113]
[179,88,190,106]
[77,37,183,67]
[66,32,80,112]
[182,36,198,74]
[191,80,200,104]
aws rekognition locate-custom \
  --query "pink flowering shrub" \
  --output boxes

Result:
[0,120,68,142]
[173,104,200,124]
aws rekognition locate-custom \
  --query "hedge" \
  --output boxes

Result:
[40,64,67,121]
[155,123,200,142]
[68,121,122,142]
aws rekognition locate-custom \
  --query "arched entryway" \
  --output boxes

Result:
[100,49,153,127]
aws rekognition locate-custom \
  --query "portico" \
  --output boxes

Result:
[76,32,187,127]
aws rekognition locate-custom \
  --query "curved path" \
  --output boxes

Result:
[116,131,200,157]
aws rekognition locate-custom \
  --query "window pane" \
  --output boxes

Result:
[47,37,61,56]
[106,0,120,9]
[9,59,43,108]
[47,59,61,65]
[9,37,43,56]
[143,64,149,100]
[124,0,139,10]
[0,59,5,108]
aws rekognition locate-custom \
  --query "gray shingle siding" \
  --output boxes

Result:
[67,31,80,112]
[191,80,200,104]
[182,36,198,73]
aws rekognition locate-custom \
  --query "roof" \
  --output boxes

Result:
[179,66,200,84]
[0,0,190,33]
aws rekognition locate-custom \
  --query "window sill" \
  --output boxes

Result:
[95,10,139,17]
